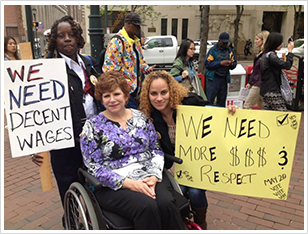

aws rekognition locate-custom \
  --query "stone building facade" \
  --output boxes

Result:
[3,4,304,57]
[4,5,86,57]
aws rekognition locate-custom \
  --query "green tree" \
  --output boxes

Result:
[104,5,164,31]
[292,5,303,39]
[280,5,304,39]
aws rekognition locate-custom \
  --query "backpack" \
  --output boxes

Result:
[265,52,293,104]
[84,55,101,78]
[97,35,124,73]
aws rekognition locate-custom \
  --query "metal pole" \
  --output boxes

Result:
[25,5,35,59]
[105,5,108,32]
[32,7,38,59]
[88,5,104,59]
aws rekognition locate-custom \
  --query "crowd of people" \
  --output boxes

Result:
[5,12,295,230]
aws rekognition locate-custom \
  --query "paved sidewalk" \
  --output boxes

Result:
[3,111,305,231]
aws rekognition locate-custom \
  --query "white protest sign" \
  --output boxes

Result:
[4,58,75,157]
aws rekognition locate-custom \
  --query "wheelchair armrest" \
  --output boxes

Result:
[164,153,183,164]
[78,168,103,190]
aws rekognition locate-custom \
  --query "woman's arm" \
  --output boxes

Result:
[144,119,164,181]
[80,120,126,191]
[269,52,294,70]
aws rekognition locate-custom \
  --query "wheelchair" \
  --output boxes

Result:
[63,154,202,230]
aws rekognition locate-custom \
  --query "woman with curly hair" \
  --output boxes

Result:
[140,70,237,229]
[80,70,185,230]
[31,16,103,227]
[139,70,210,229]
[4,36,20,60]
[47,15,85,58]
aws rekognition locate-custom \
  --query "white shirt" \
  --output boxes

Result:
[59,52,96,118]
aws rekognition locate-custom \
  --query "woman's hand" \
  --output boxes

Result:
[122,178,156,199]
[143,176,158,197]
[246,83,251,89]
[181,70,189,79]
[30,154,44,166]
[288,41,294,53]
[145,65,156,74]
[227,105,238,115]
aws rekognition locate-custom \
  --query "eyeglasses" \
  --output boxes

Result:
[189,47,196,51]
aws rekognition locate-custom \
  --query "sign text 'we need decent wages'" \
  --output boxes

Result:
[4,59,74,157]
[175,106,301,200]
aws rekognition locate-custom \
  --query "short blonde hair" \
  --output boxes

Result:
[139,70,189,119]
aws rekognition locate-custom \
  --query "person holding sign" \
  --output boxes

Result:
[140,71,209,229]
[31,15,103,225]
[80,71,185,230]
[260,32,294,111]
[4,36,20,60]
[139,70,237,229]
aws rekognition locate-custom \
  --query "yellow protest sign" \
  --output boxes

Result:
[174,106,301,200]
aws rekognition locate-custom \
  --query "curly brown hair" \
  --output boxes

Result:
[139,70,189,119]
[94,71,131,102]
[48,15,85,54]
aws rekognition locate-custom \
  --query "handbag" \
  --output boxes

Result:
[172,65,194,91]
[280,70,293,104]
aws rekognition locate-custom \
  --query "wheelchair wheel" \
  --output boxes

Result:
[64,182,99,230]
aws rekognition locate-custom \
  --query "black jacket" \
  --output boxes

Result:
[248,52,263,87]
[260,51,294,96]
[151,93,210,169]
[46,53,103,205]
[66,55,103,140]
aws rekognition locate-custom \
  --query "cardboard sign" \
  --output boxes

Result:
[4,59,75,157]
[175,106,301,200]
[19,42,33,60]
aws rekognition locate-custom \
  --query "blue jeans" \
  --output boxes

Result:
[206,76,228,107]
[180,185,208,208]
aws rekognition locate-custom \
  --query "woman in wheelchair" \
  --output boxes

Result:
[80,71,186,230]
[139,70,237,229]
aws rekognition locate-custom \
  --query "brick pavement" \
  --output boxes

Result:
[3,111,305,231]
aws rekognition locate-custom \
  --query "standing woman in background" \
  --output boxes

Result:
[4,36,20,60]
[244,30,269,109]
[260,32,294,111]
[170,39,207,100]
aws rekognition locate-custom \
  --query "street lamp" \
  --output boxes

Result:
[32,7,38,58]
[32,7,37,21]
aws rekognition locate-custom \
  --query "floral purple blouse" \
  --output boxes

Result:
[80,109,164,191]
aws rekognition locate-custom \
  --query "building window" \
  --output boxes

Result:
[6,27,18,38]
[161,19,167,35]
[262,12,283,33]
[182,19,188,40]
[172,19,178,38]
